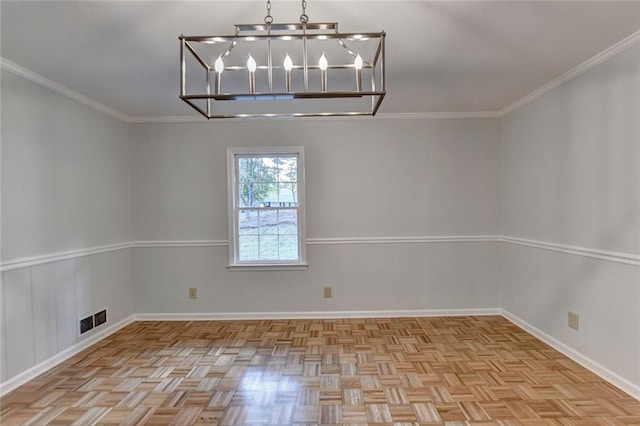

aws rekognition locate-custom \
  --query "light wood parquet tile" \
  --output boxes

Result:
[1,316,638,425]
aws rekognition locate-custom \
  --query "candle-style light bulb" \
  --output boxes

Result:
[318,52,328,71]
[319,52,328,92]
[247,54,257,93]
[283,54,293,71]
[214,55,224,94]
[354,53,363,91]
[354,54,363,71]
[247,54,257,72]
[284,53,293,92]
[214,55,224,73]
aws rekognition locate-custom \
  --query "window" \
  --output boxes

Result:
[227,147,307,269]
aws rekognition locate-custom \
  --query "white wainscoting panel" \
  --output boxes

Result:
[0,249,135,393]
[2,268,35,379]
[31,264,59,364]
[0,315,136,397]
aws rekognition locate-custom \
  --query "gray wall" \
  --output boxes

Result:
[130,119,501,314]
[499,44,640,387]
[1,41,638,394]
[2,74,132,260]
[1,71,134,383]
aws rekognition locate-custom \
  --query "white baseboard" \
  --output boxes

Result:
[500,309,639,400]
[134,308,502,321]
[0,315,136,398]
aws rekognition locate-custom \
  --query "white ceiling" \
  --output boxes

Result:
[1,1,639,120]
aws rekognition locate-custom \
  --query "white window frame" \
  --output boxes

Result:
[227,146,307,270]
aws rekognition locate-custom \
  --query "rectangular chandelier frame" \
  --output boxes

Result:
[180,22,386,119]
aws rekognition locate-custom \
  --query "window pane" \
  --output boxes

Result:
[238,210,258,235]
[239,183,264,207]
[277,156,297,182]
[259,235,279,260]
[239,235,259,261]
[258,210,278,235]
[238,158,261,183]
[279,235,299,260]
[277,183,297,207]
[259,157,278,183]
[261,184,279,207]
[278,210,298,235]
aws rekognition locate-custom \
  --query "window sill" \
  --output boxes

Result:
[227,263,309,271]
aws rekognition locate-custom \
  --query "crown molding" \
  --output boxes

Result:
[499,29,640,117]
[127,111,501,123]
[3,30,639,124]
[128,115,210,124]
[378,111,501,120]
[0,58,130,123]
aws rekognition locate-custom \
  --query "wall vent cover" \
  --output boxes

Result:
[79,316,94,334]
[94,309,107,327]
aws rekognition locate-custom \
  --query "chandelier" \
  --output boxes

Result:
[179,0,386,118]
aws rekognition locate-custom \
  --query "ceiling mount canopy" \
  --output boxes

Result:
[179,0,386,119]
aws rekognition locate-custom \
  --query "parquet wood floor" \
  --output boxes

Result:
[1,316,638,425]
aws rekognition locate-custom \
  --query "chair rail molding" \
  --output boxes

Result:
[2,235,637,272]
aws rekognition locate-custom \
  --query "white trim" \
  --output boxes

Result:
[128,115,214,123]
[0,242,132,272]
[499,236,640,267]
[108,28,640,123]
[131,240,228,248]
[499,30,640,117]
[2,236,637,271]
[226,147,307,268]
[501,309,639,400]
[0,315,136,398]
[129,236,639,266]
[133,236,498,247]
[135,308,501,321]
[227,263,309,271]
[308,235,497,245]
[0,58,130,123]
[3,31,639,124]
[127,111,501,123]
[378,112,501,120]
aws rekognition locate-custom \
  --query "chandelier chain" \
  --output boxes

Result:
[264,0,273,24]
[300,0,309,23]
